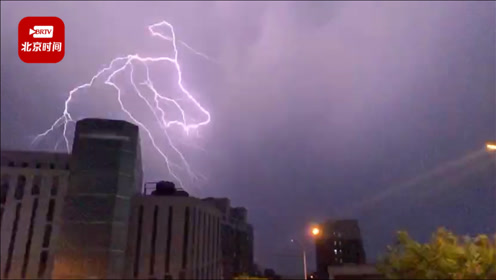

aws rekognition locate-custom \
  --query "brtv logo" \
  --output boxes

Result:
[18,17,65,63]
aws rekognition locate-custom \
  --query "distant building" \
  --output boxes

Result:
[328,264,383,279]
[1,117,251,280]
[52,118,143,279]
[315,219,366,279]
[125,181,222,279]
[203,197,254,279]
[0,150,70,279]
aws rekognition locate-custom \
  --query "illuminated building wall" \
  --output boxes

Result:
[0,151,70,279]
[125,182,222,279]
[52,118,143,279]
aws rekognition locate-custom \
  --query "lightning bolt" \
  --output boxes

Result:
[32,20,212,187]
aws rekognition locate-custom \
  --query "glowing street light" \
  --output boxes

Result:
[290,226,322,280]
[311,227,321,237]
[486,141,496,152]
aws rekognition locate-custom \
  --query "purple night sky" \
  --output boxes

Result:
[1,1,495,275]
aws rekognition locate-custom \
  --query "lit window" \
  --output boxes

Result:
[334,249,337,254]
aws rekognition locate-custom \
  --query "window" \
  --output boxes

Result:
[36,163,42,169]
[32,175,41,195]
[197,211,202,269]
[49,163,55,169]
[165,206,173,273]
[46,199,55,222]
[1,175,10,204]
[65,163,70,170]
[50,176,59,196]
[203,213,208,264]
[182,207,190,269]
[14,175,26,200]
[22,198,39,278]
[133,206,144,278]
[42,224,52,248]
[8,161,14,167]
[191,208,197,264]
[4,203,21,278]
[209,215,214,261]
[150,206,158,275]
[37,251,48,278]
[21,162,29,168]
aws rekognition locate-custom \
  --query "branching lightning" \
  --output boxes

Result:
[32,20,212,187]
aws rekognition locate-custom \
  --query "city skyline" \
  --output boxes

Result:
[1,1,495,276]
[0,119,255,279]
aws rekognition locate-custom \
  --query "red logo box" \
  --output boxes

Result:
[18,16,65,63]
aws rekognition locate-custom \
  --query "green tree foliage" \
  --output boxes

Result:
[378,228,496,279]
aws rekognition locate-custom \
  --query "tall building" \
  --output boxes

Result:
[52,118,143,279]
[0,151,70,279]
[203,198,254,279]
[125,181,222,279]
[1,118,253,280]
[315,219,366,278]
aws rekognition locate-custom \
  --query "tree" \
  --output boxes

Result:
[378,228,496,279]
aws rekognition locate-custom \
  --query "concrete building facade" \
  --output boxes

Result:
[1,118,251,280]
[203,198,254,279]
[125,181,222,279]
[315,219,366,278]
[0,151,70,279]
[52,118,143,279]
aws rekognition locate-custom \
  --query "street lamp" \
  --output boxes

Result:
[291,226,322,280]
[486,141,496,152]
[311,226,321,237]
[291,239,308,280]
